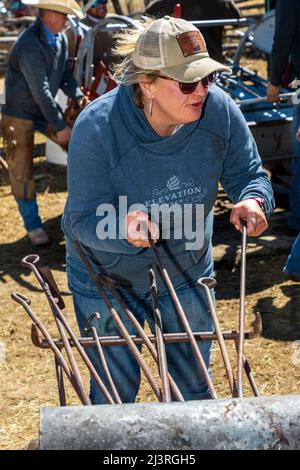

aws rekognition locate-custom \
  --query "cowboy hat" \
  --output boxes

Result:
[22,0,84,19]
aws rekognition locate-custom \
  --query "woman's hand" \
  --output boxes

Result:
[56,126,72,145]
[126,210,159,248]
[230,199,268,236]
[296,127,300,143]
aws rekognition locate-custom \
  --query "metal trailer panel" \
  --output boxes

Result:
[40,395,300,450]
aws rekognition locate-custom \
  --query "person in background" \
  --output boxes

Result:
[283,108,300,281]
[267,0,300,234]
[62,16,274,404]
[1,0,84,246]
[80,0,115,71]
[143,0,241,63]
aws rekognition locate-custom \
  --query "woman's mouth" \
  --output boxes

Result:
[191,102,203,110]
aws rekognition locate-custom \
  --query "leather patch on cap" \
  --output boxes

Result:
[176,31,206,57]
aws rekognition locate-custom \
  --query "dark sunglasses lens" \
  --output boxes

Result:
[202,72,216,87]
[179,82,198,94]
[179,73,216,94]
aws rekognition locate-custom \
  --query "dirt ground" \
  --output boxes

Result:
[1,2,300,450]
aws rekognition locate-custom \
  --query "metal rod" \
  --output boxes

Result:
[143,226,218,399]
[237,224,247,397]
[54,356,67,406]
[234,338,260,397]
[23,258,91,405]
[73,241,163,402]
[238,92,293,107]
[55,314,90,405]
[85,314,122,404]
[21,255,115,405]
[197,277,238,397]
[89,326,121,404]
[148,266,172,403]
[31,325,260,349]
[192,18,252,28]
[110,287,184,402]
[11,292,88,405]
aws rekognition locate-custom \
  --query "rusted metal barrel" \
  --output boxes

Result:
[40,395,300,450]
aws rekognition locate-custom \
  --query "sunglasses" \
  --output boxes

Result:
[158,72,216,94]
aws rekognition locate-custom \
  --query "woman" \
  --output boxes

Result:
[62,16,274,404]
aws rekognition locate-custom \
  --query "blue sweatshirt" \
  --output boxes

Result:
[62,84,274,294]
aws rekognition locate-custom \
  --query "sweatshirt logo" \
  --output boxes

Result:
[167,175,180,191]
[146,175,207,207]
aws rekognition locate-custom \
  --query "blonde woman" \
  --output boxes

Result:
[62,16,274,404]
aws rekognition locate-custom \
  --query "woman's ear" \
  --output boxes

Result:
[139,79,154,101]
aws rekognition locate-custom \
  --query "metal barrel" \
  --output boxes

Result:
[40,395,300,450]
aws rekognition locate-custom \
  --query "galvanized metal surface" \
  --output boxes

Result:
[40,395,300,450]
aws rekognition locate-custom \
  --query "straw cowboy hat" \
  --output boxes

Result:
[22,0,84,18]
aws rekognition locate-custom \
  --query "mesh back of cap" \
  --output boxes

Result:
[133,21,164,69]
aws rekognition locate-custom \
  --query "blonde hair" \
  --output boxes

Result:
[112,17,160,108]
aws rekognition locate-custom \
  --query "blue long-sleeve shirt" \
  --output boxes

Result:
[2,18,83,132]
[62,84,274,294]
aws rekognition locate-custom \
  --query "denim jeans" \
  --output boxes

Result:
[67,264,214,404]
[17,198,42,232]
[284,233,300,277]
[289,105,300,231]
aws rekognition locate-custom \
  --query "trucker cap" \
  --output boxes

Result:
[132,16,231,82]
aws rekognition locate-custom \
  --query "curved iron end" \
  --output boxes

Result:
[11,291,32,306]
[197,277,217,289]
[85,312,101,332]
[21,254,40,269]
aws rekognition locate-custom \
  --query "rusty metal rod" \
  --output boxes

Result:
[92,326,122,404]
[21,255,115,405]
[237,223,247,397]
[234,337,260,397]
[54,356,67,406]
[73,241,162,402]
[148,266,172,402]
[85,314,122,404]
[145,231,218,399]
[31,325,260,349]
[22,257,91,405]
[110,287,184,402]
[197,277,238,397]
[11,292,88,405]
[54,313,90,405]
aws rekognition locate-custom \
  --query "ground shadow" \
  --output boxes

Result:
[254,284,300,341]
[213,205,294,300]
[0,214,68,294]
